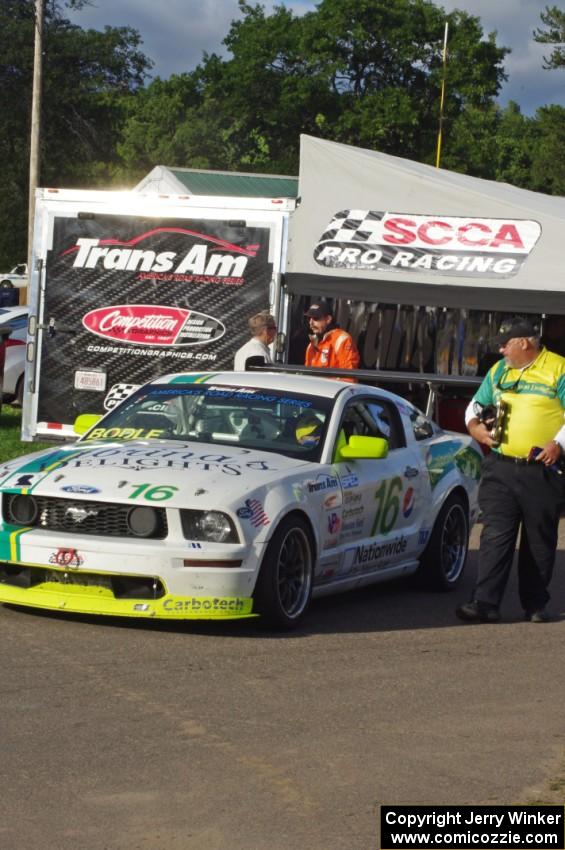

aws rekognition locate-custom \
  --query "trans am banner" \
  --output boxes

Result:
[286,135,565,313]
[37,214,273,423]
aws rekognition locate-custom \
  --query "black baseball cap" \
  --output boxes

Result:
[305,300,332,319]
[493,316,540,346]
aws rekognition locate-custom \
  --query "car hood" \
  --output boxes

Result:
[0,439,311,508]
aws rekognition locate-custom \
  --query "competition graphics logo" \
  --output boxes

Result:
[83,305,225,347]
[314,211,541,278]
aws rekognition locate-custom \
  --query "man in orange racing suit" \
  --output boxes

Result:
[304,300,360,382]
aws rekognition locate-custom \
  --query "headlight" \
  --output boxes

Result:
[6,494,38,525]
[180,510,239,543]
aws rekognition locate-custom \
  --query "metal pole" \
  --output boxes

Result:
[26,0,44,306]
[435,21,449,169]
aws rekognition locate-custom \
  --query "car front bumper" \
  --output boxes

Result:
[0,525,260,620]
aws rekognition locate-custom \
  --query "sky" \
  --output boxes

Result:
[67,0,565,116]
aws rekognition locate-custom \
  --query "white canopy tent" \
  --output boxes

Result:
[286,136,565,314]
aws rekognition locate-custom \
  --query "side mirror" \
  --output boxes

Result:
[337,435,389,460]
[73,413,102,435]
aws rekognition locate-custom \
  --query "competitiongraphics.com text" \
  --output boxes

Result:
[381,806,564,849]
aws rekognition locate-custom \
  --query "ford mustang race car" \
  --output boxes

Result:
[0,372,482,628]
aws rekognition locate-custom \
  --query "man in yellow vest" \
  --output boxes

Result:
[456,316,565,623]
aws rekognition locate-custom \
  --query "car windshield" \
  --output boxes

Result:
[81,382,332,462]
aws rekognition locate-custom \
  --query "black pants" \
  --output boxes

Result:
[475,453,563,611]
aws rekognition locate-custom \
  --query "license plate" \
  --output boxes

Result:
[45,570,112,590]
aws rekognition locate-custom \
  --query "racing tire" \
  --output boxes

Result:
[417,493,469,591]
[253,514,314,629]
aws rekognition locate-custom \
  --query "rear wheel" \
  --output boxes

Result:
[418,493,469,591]
[253,515,314,629]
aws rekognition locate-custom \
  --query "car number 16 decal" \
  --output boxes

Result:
[128,484,179,501]
[371,476,403,536]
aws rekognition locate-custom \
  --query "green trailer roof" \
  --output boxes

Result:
[168,168,298,198]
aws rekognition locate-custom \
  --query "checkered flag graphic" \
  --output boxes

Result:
[318,210,385,246]
[104,383,140,411]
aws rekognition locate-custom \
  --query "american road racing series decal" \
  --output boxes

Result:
[82,305,225,348]
[314,211,541,278]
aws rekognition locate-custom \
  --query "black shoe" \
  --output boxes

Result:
[525,608,550,623]
[456,600,500,623]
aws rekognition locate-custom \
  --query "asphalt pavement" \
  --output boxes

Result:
[1,522,565,850]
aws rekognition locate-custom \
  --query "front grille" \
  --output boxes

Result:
[2,494,168,539]
[0,563,166,598]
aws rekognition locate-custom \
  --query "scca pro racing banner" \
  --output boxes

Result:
[314,211,541,278]
[38,214,272,423]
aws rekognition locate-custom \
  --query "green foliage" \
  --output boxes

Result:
[0,0,152,269]
[0,406,50,463]
[117,0,509,177]
[534,5,565,69]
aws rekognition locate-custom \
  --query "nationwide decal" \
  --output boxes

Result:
[402,486,415,518]
[236,498,270,527]
[314,211,541,279]
[82,305,225,348]
[347,535,408,570]
[64,229,257,281]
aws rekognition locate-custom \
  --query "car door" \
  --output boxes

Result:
[332,396,428,581]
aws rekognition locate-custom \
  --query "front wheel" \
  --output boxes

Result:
[418,493,469,591]
[253,515,314,629]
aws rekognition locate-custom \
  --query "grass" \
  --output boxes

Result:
[0,404,51,463]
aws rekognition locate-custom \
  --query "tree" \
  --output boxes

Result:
[0,0,152,268]
[118,0,509,178]
[533,5,565,69]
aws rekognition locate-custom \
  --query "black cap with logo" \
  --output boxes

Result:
[493,316,540,346]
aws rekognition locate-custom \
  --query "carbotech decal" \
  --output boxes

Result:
[161,597,253,614]
[315,212,541,279]
[83,305,225,348]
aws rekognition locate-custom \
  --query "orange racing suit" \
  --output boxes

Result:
[305,327,360,382]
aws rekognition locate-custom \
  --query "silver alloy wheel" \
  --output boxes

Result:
[276,526,313,619]
[440,503,468,583]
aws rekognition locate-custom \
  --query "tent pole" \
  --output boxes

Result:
[435,22,449,169]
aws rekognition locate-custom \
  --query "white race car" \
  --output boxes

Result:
[0,372,482,628]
